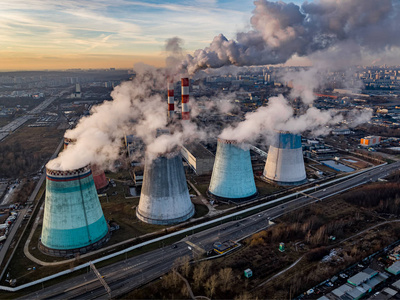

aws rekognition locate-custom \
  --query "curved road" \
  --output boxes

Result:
[18,161,400,299]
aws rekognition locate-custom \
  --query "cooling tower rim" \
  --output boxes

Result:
[274,130,302,136]
[217,138,240,145]
[46,164,91,176]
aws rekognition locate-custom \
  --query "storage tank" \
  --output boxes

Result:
[263,131,306,185]
[40,165,109,256]
[208,138,257,200]
[137,150,194,225]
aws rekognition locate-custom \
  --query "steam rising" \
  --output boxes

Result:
[47,0,387,170]
[219,95,372,143]
[181,0,399,74]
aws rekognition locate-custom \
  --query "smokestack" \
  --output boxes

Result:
[167,81,175,120]
[263,131,306,185]
[40,165,109,256]
[208,138,257,200]
[137,149,194,225]
[181,78,189,121]
[63,136,108,191]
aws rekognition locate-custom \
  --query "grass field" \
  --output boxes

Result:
[0,123,65,178]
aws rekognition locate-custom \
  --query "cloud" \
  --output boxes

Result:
[180,0,400,74]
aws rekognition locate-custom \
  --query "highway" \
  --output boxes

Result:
[19,161,400,299]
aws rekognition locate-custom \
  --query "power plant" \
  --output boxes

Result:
[39,165,109,256]
[208,138,257,200]
[263,131,307,185]
[136,150,195,225]
[63,137,108,191]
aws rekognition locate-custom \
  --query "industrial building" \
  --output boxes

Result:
[91,164,109,191]
[180,143,215,175]
[208,138,257,200]
[320,267,389,300]
[136,150,195,225]
[40,165,109,256]
[360,136,381,147]
[263,132,307,185]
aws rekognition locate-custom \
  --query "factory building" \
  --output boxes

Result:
[208,138,257,200]
[263,132,307,185]
[40,165,109,256]
[360,136,381,147]
[137,150,195,225]
[180,143,215,175]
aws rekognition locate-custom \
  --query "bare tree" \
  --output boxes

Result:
[193,266,206,289]
[219,268,233,292]
[234,291,253,300]
[205,274,218,297]
[180,255,191,278]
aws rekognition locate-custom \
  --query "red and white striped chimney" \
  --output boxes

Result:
[181,78,189,121]
[167,80,174,119]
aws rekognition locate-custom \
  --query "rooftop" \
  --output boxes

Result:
[182,143,215,159]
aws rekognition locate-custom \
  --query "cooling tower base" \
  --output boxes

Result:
[207,190,258,203]
[38,230,111,258]
[136,205,195,226]
[261,176,307,186]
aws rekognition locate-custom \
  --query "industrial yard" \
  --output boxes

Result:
[0,67,399,300]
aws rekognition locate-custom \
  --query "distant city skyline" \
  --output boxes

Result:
[2,0,399,71]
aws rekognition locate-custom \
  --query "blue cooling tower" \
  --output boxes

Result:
[137,150,195,225]
[208,139,257,200]
[40,165,109,256]
[263,132,306,185]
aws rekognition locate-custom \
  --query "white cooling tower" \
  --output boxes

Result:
[263,132,306,185]
[136,150,194,225]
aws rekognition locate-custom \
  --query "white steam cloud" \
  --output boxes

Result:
[47,0,382,170]
[180,0,400,74]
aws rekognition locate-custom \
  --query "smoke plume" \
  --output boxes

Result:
[219,94,372,144]
[180,0,399,74]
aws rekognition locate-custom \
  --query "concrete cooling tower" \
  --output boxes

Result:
[39,165,109,256]
[137,150,195,225]
[263,132,306,185]
[208,139,257,200]
[63,137,108,191]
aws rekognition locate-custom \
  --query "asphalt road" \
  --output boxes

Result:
[20,161,400,299]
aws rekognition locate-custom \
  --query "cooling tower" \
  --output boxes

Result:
[137,150,194,225]
[263,132,306,185]
[63,137,108,191]
[40,165,109,256]
[208,139,257,200]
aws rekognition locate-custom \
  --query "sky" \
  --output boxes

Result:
[2,0,398,72]
[0,0,269,71]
